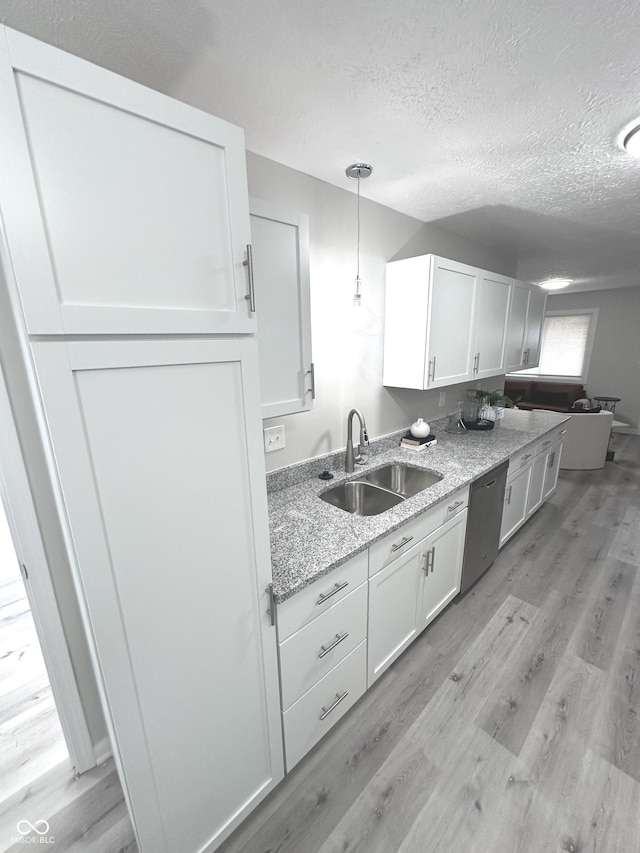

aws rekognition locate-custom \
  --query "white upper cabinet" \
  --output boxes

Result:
[504,280,531,372]
[472,270,512,379]
[522,284,547,369]
[0,27,254,335]
[504,281,547,373]
[383,255,478,390]
[250,200,313,418]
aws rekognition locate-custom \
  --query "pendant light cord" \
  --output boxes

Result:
[356,173,361,282]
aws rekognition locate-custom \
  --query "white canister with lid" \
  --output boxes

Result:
[410,418,431,438]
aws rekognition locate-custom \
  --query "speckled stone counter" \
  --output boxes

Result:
[267,409,568,602]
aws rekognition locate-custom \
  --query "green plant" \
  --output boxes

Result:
[472,388,514,408]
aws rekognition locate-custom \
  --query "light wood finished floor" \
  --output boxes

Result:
[3,434,639,853]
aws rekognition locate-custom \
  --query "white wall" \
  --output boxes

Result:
[548,287,640,431]
[248,153,517,470]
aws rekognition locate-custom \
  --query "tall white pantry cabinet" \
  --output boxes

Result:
[0,25,283,853]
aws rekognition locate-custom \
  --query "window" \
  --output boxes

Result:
[517,309,598,383]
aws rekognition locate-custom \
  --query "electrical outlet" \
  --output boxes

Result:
[264,425,285,453]
[439,391,446,407]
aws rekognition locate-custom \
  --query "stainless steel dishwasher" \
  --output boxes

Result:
[459,460,509,594]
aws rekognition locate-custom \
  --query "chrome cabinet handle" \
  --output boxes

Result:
[505,484,513,505]
[316,581,348,605]
[560,429,567,435]
[473,352,480,375]
[428,356,437,382]
[548,452,556,468]
[541,439,552,447]
[523,348,530,365]
[426,546,435,574]
[318,632,349,659]
[243,244,256,312]
[447,499,464,513]
[266,583,276,627]
[306,363,316,399]
[320,691,349,721]
[391,535,414,553]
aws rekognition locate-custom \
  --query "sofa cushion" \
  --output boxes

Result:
[530,388,569,409]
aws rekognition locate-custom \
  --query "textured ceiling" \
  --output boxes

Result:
[2,0,640,292]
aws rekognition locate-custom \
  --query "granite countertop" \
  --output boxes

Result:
[267,409,568,603]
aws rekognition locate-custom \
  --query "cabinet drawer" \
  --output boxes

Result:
[279,582,367,710]
[368,485,469,577]
[536,424,568,456]
[509,446,536,473]
[277,550,368,641]
[283,641,367,771]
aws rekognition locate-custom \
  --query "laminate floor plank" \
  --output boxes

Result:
[565,557,636,672]
[397,725,515,853]
[316,739,439,853]
[556,748,640,853]
[406,596,538,767]
[608,505,640,566]
[487,653,606,853]
[590,565,640,783]
[475,588,586,757]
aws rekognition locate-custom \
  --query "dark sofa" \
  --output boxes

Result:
[504,379,586,413]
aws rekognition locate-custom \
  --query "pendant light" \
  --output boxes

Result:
[345,163,382,336]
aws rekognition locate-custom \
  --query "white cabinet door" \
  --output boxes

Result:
[250,200,313,418]
[419,509,467,630]
[427,257,477,388]
[542,439,563,501]
[472,271,511,379]
[500,463,532,547]
[504,280,530,372]
[523,285,547,369]
[367,539,424,684]
[0,26,254,336]
[29,337,283,853]
[526,452,546,518]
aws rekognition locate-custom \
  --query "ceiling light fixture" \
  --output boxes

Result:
[539,278,573,291]
[345,162,381,336]
[623,123,640,157]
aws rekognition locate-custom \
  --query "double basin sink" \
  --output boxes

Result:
[320,464,442,517]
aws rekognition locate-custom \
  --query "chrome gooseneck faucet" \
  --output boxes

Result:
[345,408,369,473]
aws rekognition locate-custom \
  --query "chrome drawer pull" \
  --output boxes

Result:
[522,453,532,462]
[560,429,567,435]
[318,632,349,659]
[426,545,435,574]
[542,440,552,447]
[319,691,349,720]
[505,485,513,505]
[316,581,348,605]
[447,499,464,512]
[391,535,414,553]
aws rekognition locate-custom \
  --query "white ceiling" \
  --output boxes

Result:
[2,0,640,293]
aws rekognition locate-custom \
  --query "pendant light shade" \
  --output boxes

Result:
[346,163,382,336]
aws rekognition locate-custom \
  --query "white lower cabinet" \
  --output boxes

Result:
[282,641,367,771]
[419,509,468,630]
[500,463,531,546]
[277,487,470,769]
[367,538,423,684]
[277,551,369,771]
[542,439,563,500]
[368,488,469,685]
[500,427,566,548]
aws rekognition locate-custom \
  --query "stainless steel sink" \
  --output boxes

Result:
[319,481,405,516]
[364,464,442,497]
